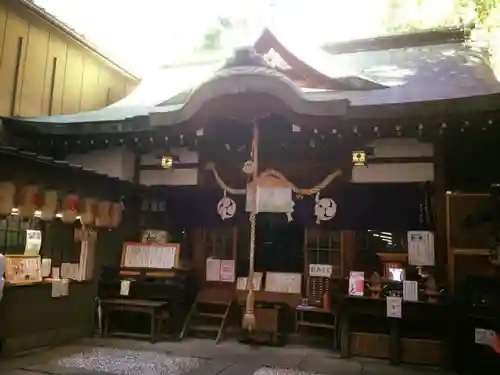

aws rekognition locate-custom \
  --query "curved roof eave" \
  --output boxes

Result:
[149,66,350,127]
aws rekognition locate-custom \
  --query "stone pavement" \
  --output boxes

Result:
[0,337,453,375]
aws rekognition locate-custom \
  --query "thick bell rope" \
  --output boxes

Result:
[242,119,259,331]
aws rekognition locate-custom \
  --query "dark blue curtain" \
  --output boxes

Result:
[165,183,432,230]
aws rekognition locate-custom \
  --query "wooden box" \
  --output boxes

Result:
[350,332,389,359]
[401,338,443,365]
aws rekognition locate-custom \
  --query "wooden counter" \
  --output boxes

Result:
[340,295,450,367]
[0,280,96,355]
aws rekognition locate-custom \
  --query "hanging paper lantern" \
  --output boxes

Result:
[95,200,111,228]
[80,197,97,226]
[17,185,39,218]
[41,190,59,221]
[0,181,15,216]
[109,202,123,228]
[61,194,79,224]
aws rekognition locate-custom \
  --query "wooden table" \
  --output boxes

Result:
[101,298,169,343]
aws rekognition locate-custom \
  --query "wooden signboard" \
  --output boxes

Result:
[4,255,42,285]
[121,242,180,269]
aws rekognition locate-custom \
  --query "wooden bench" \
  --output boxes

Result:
[101,298,169,343]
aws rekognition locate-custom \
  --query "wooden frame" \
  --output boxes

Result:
[303,228,344,305]
[445,192,494,292]
[120,242,181,270]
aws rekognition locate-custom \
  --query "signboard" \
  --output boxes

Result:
[308,264,333,278]
[348,271,364,296]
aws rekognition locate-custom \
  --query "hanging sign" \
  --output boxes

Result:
[407,231,435,266]
[309,264,333,278]
[25,230,42,255]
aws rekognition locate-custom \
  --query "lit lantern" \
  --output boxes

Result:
[80,197,97,226]
[161,156,173,169]
[0,181,15,216]
[41,190,59,221]
[18,185,39,218]
[109,202,123,228]
[95,200,111,228]
[352,150,366,167]
[61,194,79,224]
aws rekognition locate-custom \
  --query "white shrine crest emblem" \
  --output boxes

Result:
[314,193,337,224]
[217,192,236,220]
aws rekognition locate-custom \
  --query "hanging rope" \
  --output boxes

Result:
[242,119,259,331]
[205,163,342,196]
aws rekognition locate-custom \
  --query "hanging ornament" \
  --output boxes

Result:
[0,181,15,216]
[61,194,79,224]
[217,190,236,220]
[95,200,111,228]
[314,193,337,224]
[242,160,255,175]
[41,190,58,221]
[80,197,97,225]
[109,202,123,228]
[18,185,39,218]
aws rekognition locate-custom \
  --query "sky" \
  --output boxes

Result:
[33,0,459,77]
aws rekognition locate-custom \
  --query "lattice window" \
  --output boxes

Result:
[202,227,237,260]
[0,215,41,254]
[304,228,342,305]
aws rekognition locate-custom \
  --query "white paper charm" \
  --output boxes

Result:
[217,191,236,220]
[314,193,337,224]
[120,280,131,296]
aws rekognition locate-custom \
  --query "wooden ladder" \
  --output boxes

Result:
[180,293,232,344]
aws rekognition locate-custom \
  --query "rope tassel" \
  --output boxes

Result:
[242,119,259,332]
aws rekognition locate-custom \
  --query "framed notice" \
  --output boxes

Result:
[265,272,302,294]
[121,242,180,269]
[4,255,42,285]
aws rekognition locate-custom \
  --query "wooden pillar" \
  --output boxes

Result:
[434,141,447,284]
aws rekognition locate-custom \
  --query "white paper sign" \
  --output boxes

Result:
[120,280,131,296]
[408,231,435,266]
[206,258,221,281]
[309,264,333,278]
[403,280,419,301]
[247,186,294,213]
[41,258,52,277]
[387,296,402,318]
[220,260,235,282]
[25,230,42,255]
[348,271,365,296]
[475,328,496,346]
[51,280,62,298]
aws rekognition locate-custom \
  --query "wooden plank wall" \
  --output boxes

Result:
[0,0,138,117]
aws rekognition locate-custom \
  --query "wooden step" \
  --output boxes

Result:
[297,321,335,329]
[197,312,225,319]
[197,299,231,306]
[190,324,220,332]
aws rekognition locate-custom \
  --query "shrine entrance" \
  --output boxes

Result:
[254,213,304,275]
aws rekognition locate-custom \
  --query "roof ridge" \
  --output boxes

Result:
[322,24,473,55]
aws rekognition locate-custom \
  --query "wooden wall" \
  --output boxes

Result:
[0,0,138,117]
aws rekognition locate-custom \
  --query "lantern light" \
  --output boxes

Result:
[352,150,367,167]
[161,156,173,169]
